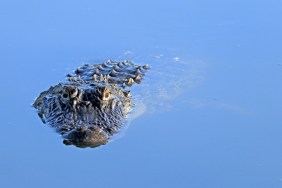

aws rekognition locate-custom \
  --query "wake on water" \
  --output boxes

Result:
[110,47,206,141]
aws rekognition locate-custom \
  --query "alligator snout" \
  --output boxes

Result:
[63,126,109,148]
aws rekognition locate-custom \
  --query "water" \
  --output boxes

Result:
[1,0,282,188]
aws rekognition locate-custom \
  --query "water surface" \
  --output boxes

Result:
[0,0,282,188]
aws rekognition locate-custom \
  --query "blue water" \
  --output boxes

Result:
[1,0,282,188]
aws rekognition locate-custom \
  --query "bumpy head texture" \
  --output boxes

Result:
[33,60,149,148]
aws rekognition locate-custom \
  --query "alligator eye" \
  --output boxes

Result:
[103,90,110,100]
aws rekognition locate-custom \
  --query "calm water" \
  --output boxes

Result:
[1,1,282,188]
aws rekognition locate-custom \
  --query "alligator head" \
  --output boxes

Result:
[33,60,149,148]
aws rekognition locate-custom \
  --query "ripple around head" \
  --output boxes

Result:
[116,47,206,113]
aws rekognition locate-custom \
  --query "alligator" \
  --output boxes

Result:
[33,60,149,148]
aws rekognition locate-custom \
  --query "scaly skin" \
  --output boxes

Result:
[33,60,149,148]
